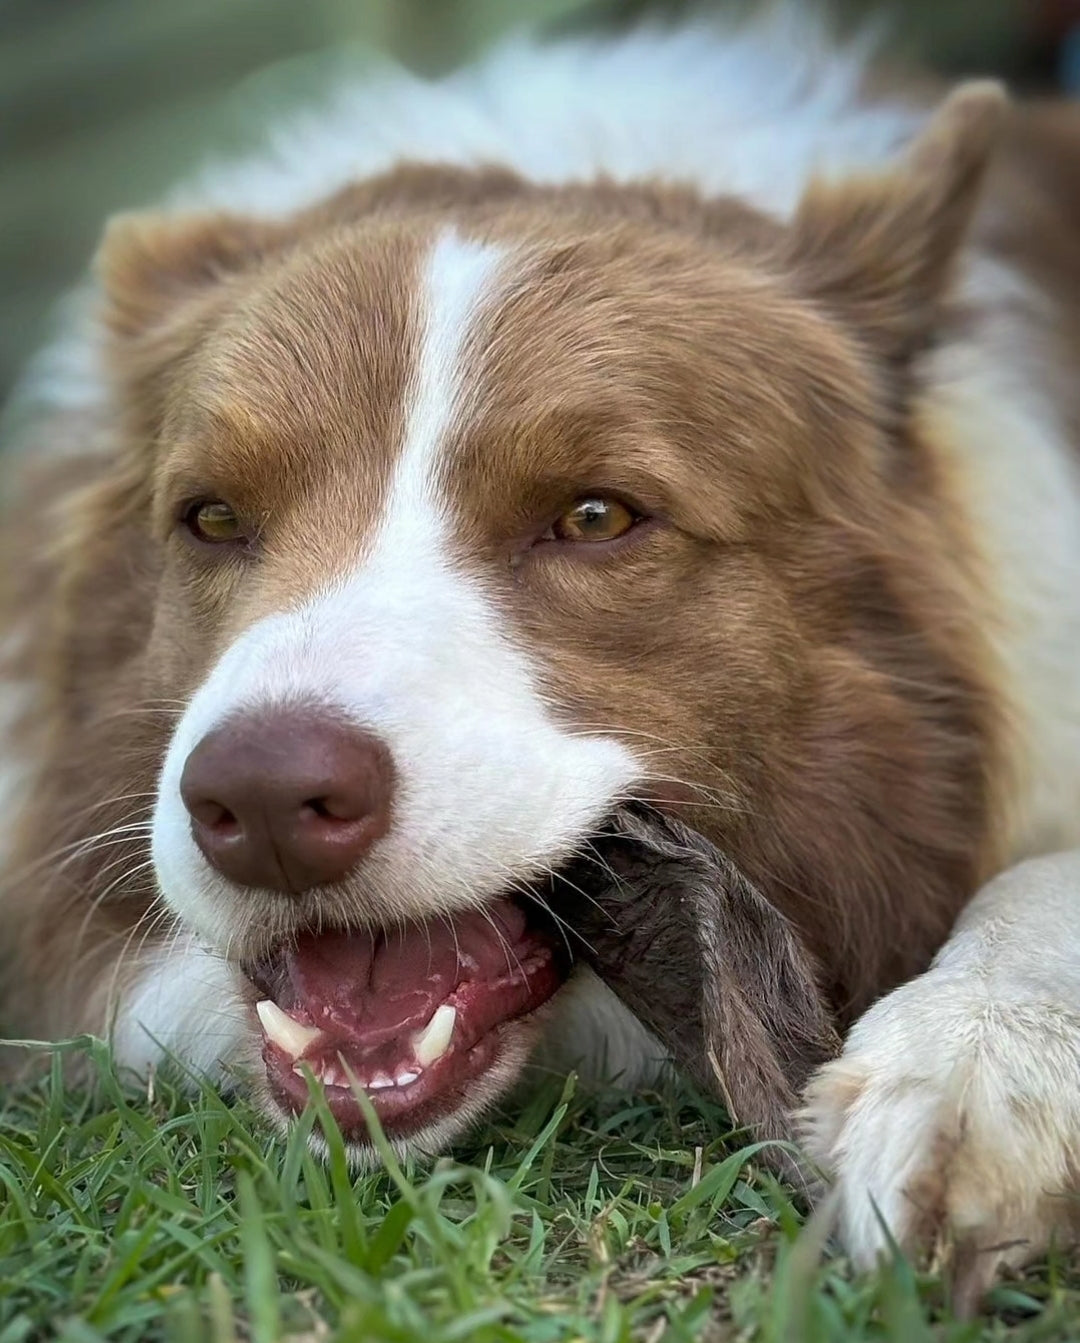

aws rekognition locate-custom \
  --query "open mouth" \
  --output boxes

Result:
[245,898,566,1141]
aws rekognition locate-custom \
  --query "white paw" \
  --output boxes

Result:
[802,971,1080,1309]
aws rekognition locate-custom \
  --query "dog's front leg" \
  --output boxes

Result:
[802,850,1080,1311]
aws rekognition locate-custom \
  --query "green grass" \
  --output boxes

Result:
[1,1040,1077,1341]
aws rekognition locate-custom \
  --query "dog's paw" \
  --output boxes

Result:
[802,972,1080,1311]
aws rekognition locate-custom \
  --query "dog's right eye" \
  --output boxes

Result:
[182,500,246,545]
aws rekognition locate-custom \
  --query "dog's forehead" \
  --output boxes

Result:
[161,224,523,600]
[169,225,503,528]
[165,211,804,585]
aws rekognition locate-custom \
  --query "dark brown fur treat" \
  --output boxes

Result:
[548,805,840,1174]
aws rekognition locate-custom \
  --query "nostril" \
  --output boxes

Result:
[303,794,365,823]
[209,806,240,836]
[188,797,240,835]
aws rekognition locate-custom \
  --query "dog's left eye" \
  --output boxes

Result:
[183,500,246,545]
[547,497,638,543]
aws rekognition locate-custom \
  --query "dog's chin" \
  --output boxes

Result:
[240,896,568,1151]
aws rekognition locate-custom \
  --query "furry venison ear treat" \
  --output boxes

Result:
[548,806,840,1171]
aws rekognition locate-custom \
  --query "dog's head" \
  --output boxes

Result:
[29,85,1003,1152]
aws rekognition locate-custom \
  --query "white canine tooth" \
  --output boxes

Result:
[368,1072,394,1090]
[256,999,325,1059]
[411,1003,456,1067]
[395,1069,419,1087]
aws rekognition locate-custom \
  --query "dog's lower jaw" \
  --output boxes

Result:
[109,941,536,1155]
[259,1015,544,1166]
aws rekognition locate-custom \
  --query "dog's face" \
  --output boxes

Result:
[130,204,864,1144]
[37,88,998,1154]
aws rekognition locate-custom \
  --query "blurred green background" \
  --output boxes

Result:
[1,0,1075,406]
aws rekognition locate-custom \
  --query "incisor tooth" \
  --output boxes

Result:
[255,999,324,1059]
[411,1003,456,1067]
[320,1061,347,1088]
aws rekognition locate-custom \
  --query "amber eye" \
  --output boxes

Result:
[550,497,638,543]
[183,500,245,545]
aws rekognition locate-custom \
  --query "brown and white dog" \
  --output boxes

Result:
[2,11,1080,1302]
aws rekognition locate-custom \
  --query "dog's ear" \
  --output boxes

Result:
[95,210,281,341]
[787,82,1007,361]
[94,211,284,439]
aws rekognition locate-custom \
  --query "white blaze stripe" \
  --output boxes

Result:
[400,230,504,506]
[149,227,640,962]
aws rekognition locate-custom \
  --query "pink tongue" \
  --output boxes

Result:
[284,899,529,1043]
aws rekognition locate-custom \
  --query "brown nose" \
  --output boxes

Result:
[180,709,394,893]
